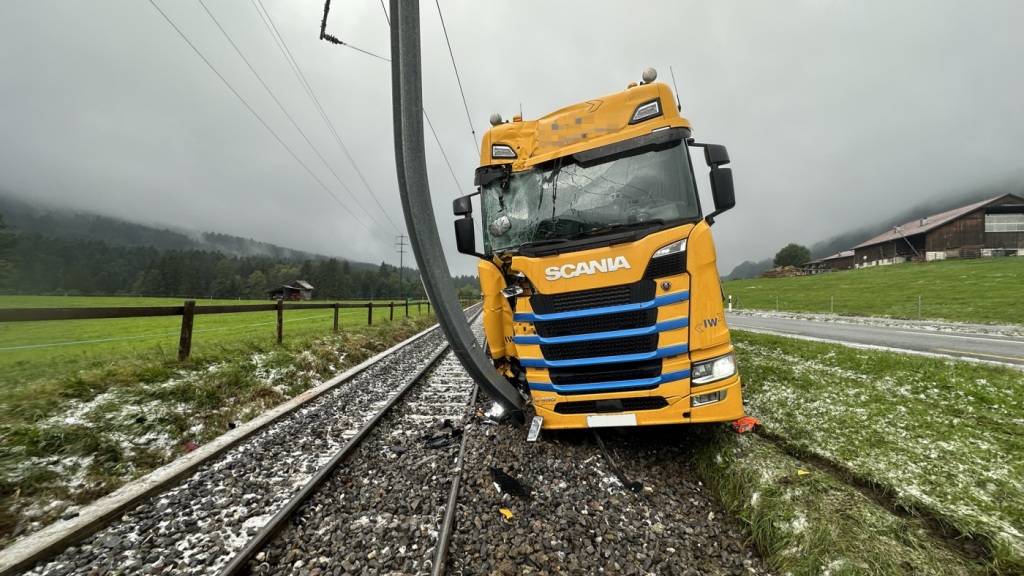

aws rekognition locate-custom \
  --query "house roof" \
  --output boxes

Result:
[808,250,854,264]
[294,280,314,290]
[852,194,1019,249]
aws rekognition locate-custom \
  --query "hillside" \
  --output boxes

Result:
[723,258,1024,324]
[0,191,357,264]
[0,192,480,299]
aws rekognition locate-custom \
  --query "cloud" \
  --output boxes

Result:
[1,0,1021,276]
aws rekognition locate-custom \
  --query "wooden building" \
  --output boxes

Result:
[852,194,1024,267]
[268,280,315,301]
[804,250,855,274]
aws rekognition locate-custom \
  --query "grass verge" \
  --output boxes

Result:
[0,314,436,547]
[722,258,1024,324]
[694,330,1024,574]
[693,429,986,575]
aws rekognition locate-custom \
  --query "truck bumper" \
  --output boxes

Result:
[532,374,744,429]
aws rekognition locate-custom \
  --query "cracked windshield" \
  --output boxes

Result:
[481,141,700,252]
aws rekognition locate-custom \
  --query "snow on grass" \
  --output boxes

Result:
[733,330,1024,567]
[693,431,983,576]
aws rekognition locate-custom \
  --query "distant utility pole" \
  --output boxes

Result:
[395,234,407,300]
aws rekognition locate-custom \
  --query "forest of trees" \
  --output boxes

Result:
[5,232,480,301]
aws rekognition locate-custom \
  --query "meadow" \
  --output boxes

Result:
[694,330,1024,575]
[722,258,1024,325]
[0,294,438,544]
[0,295,432,386]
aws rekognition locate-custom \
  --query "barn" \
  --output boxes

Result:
[268,280,315,301]
[804,250,855,274]
[852,194,1024,267]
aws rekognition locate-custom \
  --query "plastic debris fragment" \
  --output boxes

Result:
[731,416,760,434]
[490,467,532,500]
[498,508,514,521]
[526,416,542,442]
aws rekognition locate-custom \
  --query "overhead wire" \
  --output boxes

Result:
[433,0,478,154]
[143,0,373,234]
[316,0,469,195]
[196,0,395,233]
[254,0,402,231]
[317,0,390,61]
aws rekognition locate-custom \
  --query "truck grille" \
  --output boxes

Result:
[554,396,669,414]
[530,281,654,314]
[644,252,686,279]
[533,309,656,338]
[540,333,658,361]
[548,359,662,385]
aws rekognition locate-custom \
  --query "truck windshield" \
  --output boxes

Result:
[480,140,700,253]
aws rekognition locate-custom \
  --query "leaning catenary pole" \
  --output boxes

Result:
[389,0,525,418]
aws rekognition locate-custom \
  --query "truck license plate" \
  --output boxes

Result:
[586,413,637,428]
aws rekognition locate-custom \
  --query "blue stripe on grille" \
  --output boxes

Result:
[513,318,688,345]
[513,291,689,323]
[529,369,691,394]
[518,344,688,368]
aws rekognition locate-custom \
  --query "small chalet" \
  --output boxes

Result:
[268,280,314,301]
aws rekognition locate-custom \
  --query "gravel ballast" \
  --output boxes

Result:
[24,326,451,576]
[446,416,770,576]
[251,323,484,576]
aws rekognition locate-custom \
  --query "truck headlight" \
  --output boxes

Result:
[653,239,686,258]
[691,353,736,385]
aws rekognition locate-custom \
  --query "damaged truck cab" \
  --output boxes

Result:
[453,69,744,429]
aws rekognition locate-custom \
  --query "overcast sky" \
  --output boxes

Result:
[1,0,1022,275]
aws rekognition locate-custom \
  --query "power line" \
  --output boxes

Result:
[314,0,467,196]
[317,0,390,61]
[254,0,402,232]
[197,0,394,233]
[144,0,373,234]
[434,0,478,154]
[379,0,390,26]
[423,109,465,195]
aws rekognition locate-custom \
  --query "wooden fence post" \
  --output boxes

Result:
[333,303,339,333]
[417,301,422,314]
[427,300,431,314]
[389,301,394,321]
[367,302,373,325]
[178,300,195,361]
[276,300,284,344]
[404,298,409,318]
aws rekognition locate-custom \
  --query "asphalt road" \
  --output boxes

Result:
[726,313,1024,367]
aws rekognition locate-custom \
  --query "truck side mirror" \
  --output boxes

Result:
[453,194,473,216]
[710,167,735,213]
[704,144,730,167]
[454,216,478,256]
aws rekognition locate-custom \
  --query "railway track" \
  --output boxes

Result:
[13,306,481,576]
[227,322,485,575]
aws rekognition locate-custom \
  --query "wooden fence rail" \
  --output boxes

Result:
[0,299,440,361]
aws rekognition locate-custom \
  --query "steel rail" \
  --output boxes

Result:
[219,305,482,576]
[430,383,478,576]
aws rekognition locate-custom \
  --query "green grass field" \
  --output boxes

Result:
[723,258,1024,325]
[693,330,1024,575]
[0,295,432,386]
[0,294,440,545]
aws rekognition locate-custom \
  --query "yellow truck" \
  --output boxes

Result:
[452,69,744,429]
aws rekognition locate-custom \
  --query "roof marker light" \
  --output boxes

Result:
[491,144,517,159]
[629,99,662,124]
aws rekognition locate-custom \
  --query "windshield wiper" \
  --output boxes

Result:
[518,238,571,250]
[571,219,665,240]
